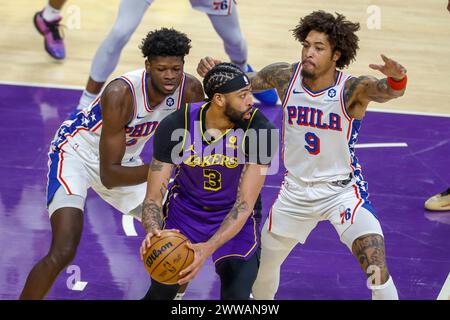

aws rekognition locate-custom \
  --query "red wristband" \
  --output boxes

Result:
[387,75,407,91]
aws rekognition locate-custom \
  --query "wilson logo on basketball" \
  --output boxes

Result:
[145,242,174,269]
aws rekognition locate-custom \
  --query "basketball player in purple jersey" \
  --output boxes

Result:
[198,11,407,299]
[139,63,278,299]
[20,28,205,300]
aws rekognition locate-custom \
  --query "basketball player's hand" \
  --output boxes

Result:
[369,54,407,81]
[177,242,214,285]
[139,228,179,260]
[197,57,221,78]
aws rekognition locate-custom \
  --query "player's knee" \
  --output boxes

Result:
[106,27,133,51]
[47,243,78,269]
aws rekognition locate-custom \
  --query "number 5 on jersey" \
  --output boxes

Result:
[305,132,320,155]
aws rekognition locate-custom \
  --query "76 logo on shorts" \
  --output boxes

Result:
[213,0,229,10]
[340,206,352,224]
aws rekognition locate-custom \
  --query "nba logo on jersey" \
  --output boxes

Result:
[328,89,336,98]
[166,97,175,107]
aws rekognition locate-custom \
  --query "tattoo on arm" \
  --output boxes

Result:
[150,159,163,172]
[142,200,164,232]
[249,62,293,101]
[208,165,251,248]
[345,75,405,107]
[142,159,171,232]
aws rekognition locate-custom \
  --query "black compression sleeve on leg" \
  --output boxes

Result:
[215,249,260,300]
[141,278,181,300]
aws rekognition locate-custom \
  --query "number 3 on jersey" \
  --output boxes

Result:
[203,169,222,191]
[304,132,320,155]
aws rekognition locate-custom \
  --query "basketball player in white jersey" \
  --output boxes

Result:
[76,0,278,111]
[20,28,205,300]
[198,10,407,300]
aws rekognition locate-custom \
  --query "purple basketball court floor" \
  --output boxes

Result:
[0,83,449,300]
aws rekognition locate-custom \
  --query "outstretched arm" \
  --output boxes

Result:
[197,57,295,102]
[247,63,296,101]
[177,163,268,285]
[344,54,407,119]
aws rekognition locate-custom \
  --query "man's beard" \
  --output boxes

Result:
[224,102,251,126]
[301,68,315,79]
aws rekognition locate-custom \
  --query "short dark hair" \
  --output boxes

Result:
[292,11,360,69]
[139,28,191,60]
[203,62,244,99]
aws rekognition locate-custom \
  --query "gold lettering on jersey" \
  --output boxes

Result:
[183,154,239,169]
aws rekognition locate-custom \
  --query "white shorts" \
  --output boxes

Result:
[267,173,383,250]
[190,0,234,15]
[46,142,146,219]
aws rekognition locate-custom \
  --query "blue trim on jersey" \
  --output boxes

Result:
[301,70,341,94]
[347,119,378,219]
[47,149,62,206]
[340,78,353,120]
[116,77,136,126]
[143,72,152,112]
[51,103,103,149]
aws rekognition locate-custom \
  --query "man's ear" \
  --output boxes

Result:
[332,50,341,63]
[213,93,225,107]
[145,59,151,72]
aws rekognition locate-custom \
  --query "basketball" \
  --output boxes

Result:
[143,230,194,285]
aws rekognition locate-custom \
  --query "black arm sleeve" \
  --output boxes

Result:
[244,110,279,165]
[153,105,187,163]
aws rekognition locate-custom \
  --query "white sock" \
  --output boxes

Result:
[42,4,62,22]
[77,90,98,110]
[370,276,399,300]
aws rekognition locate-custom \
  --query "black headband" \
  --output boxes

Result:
[213,74,250,95]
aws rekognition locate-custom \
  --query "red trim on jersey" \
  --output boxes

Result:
[268,207,273,231]
[140,71,152,113]
[54,126,95,195]
[91,120,103,132]
[120,76,139,119]
[301,83,327,97]
[336,71,344,85]
[228,0,232,15]
[176,74,186,110]
[57,149,72,195]
[351,184,363,224]
[346,118,353,141]
[340,77,352,122]
[301,70,341,97]
[89,96,101,108]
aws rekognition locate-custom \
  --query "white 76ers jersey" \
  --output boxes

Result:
[282,63,362,183]
[51,69,186,162]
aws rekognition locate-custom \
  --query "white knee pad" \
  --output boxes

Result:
[48,186,85,218]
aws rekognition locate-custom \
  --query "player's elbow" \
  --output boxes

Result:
[100,167,115,189]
